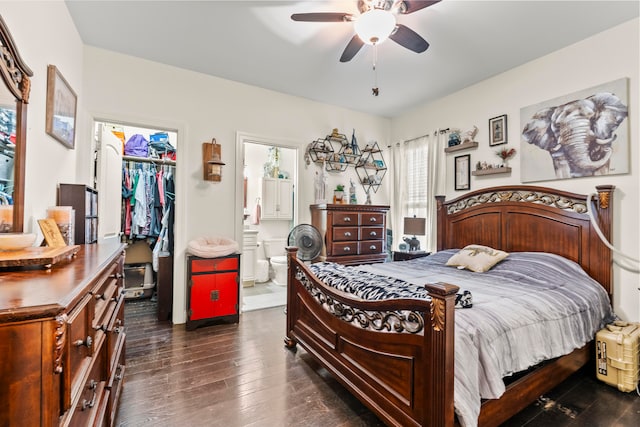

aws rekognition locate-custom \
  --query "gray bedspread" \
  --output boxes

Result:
[309,250,613,427]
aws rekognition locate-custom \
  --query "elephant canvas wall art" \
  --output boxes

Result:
[520,78,629,183]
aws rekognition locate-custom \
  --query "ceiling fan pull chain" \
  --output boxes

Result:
[372,44,379,96]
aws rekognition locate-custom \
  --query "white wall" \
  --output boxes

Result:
[81,46,390,324]
[391,19,640,322]
[2,1,85,232]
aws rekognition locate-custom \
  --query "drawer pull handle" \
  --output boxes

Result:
[115,364,125,381]
[344,217,351,222]
[370,217,377,222]
[369,231,377,237]
[109,273,123,279]
[95,325,107,332]
[81,380,98,411]
[344,247,351,252]
[74,336,93,349]
[369,245,377,250]
[344,232,351,237]
[94,293,106,301]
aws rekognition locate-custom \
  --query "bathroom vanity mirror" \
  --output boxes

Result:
[0,15,33,232]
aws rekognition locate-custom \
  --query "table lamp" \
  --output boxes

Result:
[403,216,426,251]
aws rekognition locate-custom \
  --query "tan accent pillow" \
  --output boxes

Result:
[446,245,509,272]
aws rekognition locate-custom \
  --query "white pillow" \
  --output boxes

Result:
[446,244,509,273]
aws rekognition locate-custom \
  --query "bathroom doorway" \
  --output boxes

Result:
[237,133,298,312]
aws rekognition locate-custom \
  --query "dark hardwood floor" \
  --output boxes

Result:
[116,300,639,427]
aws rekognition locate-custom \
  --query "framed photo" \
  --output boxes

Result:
[454,154,470,191]
[46,65,77,149]
[489,114,507,146]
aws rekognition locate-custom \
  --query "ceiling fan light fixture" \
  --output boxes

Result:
[354,9,396,45]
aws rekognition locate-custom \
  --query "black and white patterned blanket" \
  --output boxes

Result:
[309,250,613,427]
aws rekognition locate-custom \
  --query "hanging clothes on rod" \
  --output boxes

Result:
[122,159,175,252]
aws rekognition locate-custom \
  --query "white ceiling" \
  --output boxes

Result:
[65,0,638,118]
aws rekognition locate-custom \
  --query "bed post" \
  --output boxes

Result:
[284,247,298,349]
[436,195,446,251]
[591,185,615,298]
[424,282,459,427]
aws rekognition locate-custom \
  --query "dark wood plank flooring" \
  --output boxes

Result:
[116,300,639,426]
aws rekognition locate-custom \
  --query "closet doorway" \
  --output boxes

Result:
[94,120,177,321]
[238,133,298,312]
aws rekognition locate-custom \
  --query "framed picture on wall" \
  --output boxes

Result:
[454,154,470,191]
[46,65,77,149]
[489,114,507,146]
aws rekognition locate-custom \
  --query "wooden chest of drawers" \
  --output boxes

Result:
[0,242,126,427]
[310,204,389,265]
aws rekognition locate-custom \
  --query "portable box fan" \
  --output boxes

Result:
[287,224,322,262]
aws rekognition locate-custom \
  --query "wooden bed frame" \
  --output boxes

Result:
[284,185,614,427]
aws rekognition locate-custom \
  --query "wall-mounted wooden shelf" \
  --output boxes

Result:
[472,167,512,176]
[444,141,478,153]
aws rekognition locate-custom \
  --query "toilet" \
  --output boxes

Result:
[263,238,288,286]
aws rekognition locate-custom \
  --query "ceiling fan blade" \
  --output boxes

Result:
[389,24,429,53]
[340,35,365,62]
[401,0,441,14]
[291,12,352,22]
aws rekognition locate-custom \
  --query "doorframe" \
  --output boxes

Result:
[235,131,299,311]
[90,112,188,324]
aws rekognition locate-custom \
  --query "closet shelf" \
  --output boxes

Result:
[123,155,176,166]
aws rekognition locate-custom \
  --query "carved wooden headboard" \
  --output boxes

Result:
[436,185,614,298]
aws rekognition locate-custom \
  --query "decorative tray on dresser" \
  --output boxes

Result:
[310,204,390,265]
[0,241,126,427]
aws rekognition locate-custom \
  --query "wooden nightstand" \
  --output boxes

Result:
[392,251,431,261]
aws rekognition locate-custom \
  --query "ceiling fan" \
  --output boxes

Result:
[291,0,440,62]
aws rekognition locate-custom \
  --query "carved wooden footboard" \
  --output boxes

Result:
[285,247,459,427]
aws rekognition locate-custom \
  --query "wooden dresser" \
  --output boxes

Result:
[0,242,126,427]
[310,204,389,265]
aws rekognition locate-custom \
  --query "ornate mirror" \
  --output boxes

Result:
[0,15,32,232]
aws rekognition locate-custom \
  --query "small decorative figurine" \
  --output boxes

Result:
[350,129,360,155]
[462,125,479,144]
[448,130,461,147]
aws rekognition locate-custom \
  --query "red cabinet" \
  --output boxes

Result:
[186,253,240,331]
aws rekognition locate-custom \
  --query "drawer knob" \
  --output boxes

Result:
[114,326,123,334]
[74,336,93,349]
[344,231,351,237]
[109,273,123,279]
[369,245,377,250]
[344,217,351,222]
[370,217,377,222]
[343,247,351,252]
[369,231,377,237]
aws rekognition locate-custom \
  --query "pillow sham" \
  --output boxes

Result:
[446,244,509,272]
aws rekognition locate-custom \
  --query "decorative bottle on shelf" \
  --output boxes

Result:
[349,180,357,204]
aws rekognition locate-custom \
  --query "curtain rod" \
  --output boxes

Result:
[387,128,450,148]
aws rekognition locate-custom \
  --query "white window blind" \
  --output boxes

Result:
[405,142,428,217]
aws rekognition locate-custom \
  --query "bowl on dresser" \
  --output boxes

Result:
[0,233,36,251]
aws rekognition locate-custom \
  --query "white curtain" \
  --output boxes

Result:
[388,130,446,252]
